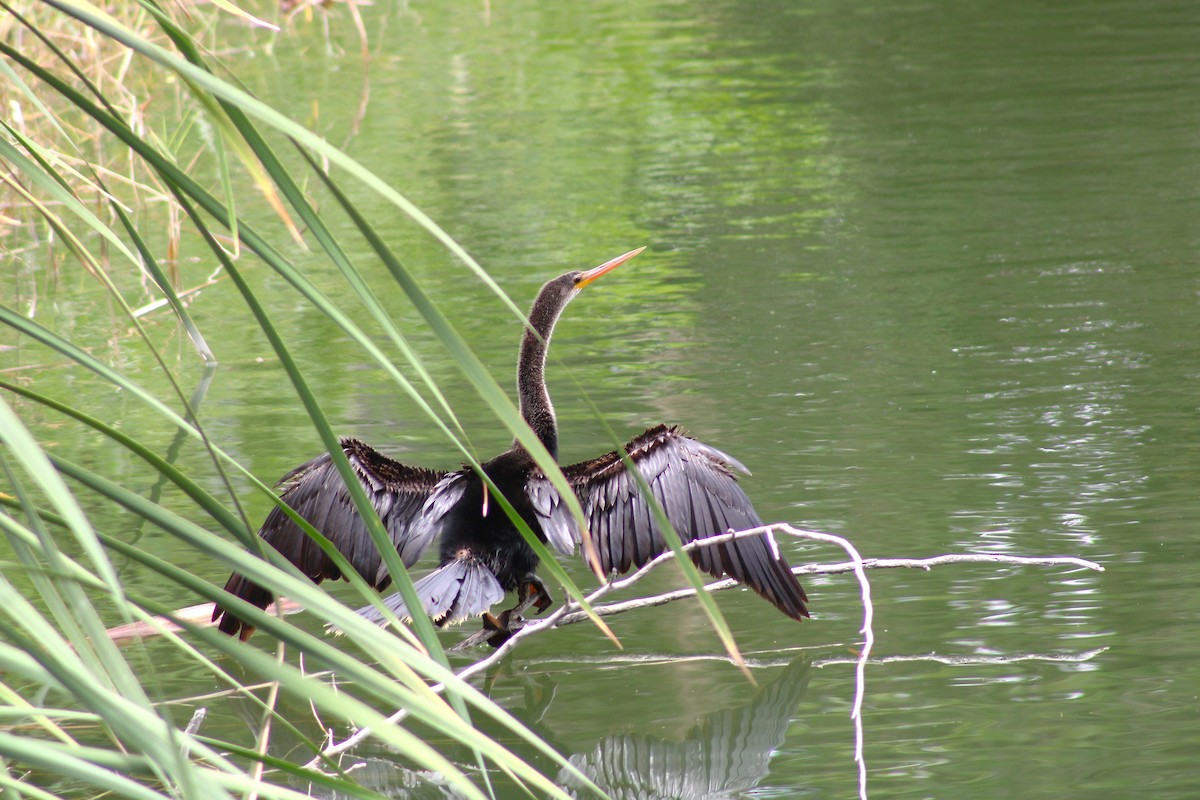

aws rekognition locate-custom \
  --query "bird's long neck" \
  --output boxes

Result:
[516,284,570,460]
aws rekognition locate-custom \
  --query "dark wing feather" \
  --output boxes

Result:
[528,424,809,621]
[214,438,464,636]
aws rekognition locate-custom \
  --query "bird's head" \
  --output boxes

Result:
[529,246,647,327]
[523,247,644,347]
[571,245,646,292]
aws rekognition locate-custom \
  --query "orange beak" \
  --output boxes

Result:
[577,246,646,289]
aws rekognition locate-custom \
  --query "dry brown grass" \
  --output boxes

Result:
[0,3,216,263]
[1,1,368,266]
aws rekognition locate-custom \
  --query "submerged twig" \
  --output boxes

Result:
[789,527,873,800]
[183,707,206,735]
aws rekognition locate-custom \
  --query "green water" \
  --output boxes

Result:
[6,0,1200,797]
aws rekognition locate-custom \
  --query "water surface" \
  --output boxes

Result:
[5,0,1200,797]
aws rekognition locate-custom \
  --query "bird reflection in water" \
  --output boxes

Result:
[555,657,811,799]
[297,657,811,799]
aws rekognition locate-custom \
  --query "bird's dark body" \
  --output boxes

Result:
[437,449,543,592]
[213,248,809,641]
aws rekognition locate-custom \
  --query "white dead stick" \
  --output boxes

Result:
[554,526,1102,625]
[507,645,1108,671]
[790,527,873,800]
[813,646,1109,669]
[104,598,303,643]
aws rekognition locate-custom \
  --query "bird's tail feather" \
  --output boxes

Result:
[354,558,505,629]
[213,573,272,640]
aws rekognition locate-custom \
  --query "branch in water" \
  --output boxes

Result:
[540,524,1103,627]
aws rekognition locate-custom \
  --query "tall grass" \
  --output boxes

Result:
[0,2,607,797]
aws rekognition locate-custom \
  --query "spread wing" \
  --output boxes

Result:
[214,437,466,637]
[527,424,808,621]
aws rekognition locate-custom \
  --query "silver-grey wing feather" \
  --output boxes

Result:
[526,424,808,621]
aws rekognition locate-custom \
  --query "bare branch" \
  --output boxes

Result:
[813,646,1109,669]
[480,645,1109,671]
[807,552,1105,574]
[550,524,1102,626]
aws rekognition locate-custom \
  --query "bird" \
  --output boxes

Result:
[213,247,809,643]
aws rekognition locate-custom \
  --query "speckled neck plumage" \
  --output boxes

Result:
[515,275,576,460]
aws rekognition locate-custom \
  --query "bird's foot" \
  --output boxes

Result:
[482,609,525,648]
[451,578,555,651]
[448,609,524,651]
[521,576,554,615]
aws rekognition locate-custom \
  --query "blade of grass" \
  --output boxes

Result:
[0,506,339,776]
[0,387,126,629]
[0,378,249,542]
[0,731,179,800]
[1,122,217,366]
[0,126,139,267]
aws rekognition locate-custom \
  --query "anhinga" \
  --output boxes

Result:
[213,247,809,642]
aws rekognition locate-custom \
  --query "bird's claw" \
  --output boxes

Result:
[482,609,526,647]
[452,577,554,650]
[528,582,553,614]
